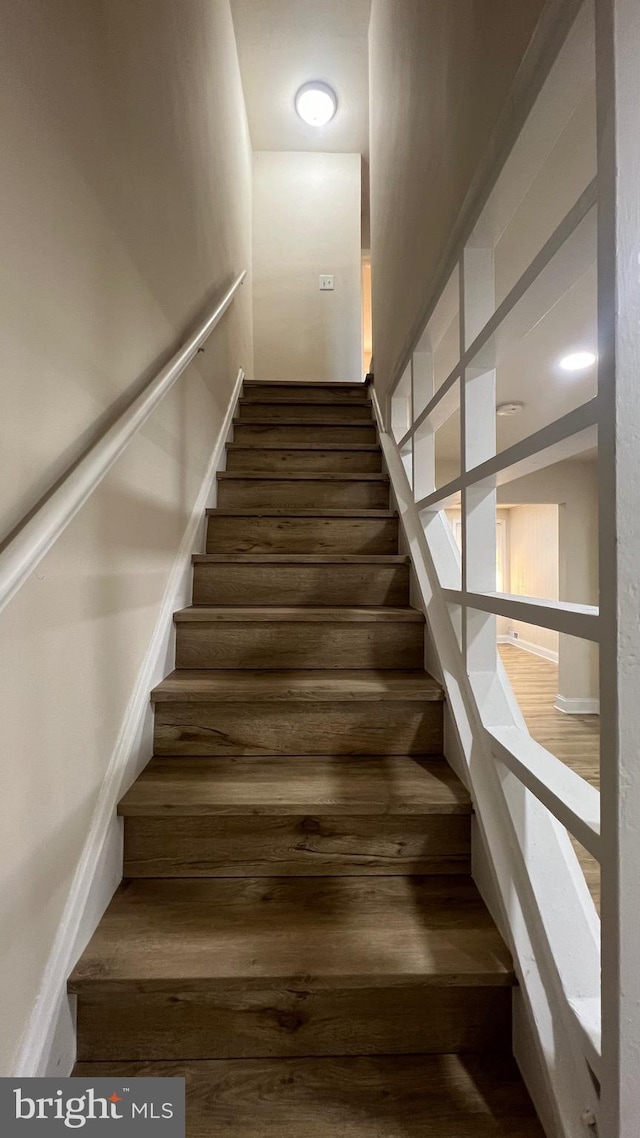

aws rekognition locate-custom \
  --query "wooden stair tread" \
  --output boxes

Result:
[233,418,375,427]
[206,508,397,517]
[226,443,380,452]
[192,554,409,564]
[118,755,471,817]
[69,876,513,990]
[218,472,388,482]
[239,395,370,405]
[245,381,367,389]
[174,606,424,623]
[71,1054,544,1137]
[152,669,443,703]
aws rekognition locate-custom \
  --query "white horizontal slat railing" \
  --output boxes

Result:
[414,398,599,511]
[373,136,604,1125]
[442,590,599,640]
[374,391,601,1134]
[0,270,246,616]
[489,726,601,858]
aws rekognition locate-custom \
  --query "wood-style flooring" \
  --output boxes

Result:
[73,1054,544,1137]
[499,644,600,909]
[70,381,544,1135]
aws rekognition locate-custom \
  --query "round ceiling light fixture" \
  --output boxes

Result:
[295,82,337,126]
[559,350,597,372]
[496,402,524,417]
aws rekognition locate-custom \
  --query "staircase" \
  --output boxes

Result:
[71,380,543,1135]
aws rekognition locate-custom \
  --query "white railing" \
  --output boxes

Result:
[374,390,601,1135]
[0,270,246,615]
[372,4,617,1132]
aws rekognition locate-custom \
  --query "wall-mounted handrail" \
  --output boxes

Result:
[0,270,247,616]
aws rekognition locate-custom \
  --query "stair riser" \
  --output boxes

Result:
[154,701,443,756]
[226,449,382,473]
[217,480,389,510]
[238,403,373,422]
[193,564,410,606]
[75,986,511,1061]
[175,623,424,670]
[233,424,377,445]
[206,516,398,554]
[123,815,470,877]
[244,384,368,402]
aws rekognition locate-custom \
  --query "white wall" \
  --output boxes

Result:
[252,151,362,381]
[0,0,252,1074]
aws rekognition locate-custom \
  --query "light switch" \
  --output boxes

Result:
[319,275,334,291]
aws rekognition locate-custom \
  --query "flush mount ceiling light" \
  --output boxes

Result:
[496,402,524,417]
[295,82,337,126]
[559,350,597,371]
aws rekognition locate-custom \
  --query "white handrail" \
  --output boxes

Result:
[0,270,247,616]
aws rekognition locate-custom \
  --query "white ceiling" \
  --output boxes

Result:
[230,0,371,155]
[434,255,598,468]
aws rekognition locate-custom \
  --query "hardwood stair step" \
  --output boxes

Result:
[216,473,389,510]
[174,606,424,672]
[232,422,378,445]
[237,402,373,423]
[70,876,509,987]
[194,553,408,561]
[152,669,443,703]
[192,554,410,606]
[151,669,443,756]
[121,815,469,878]
[71,1054,544,1137]
[119,755,471,877]
[245,380,368,387]
[244,380,369,401]
[70,876,513,1060]
[206,508,397,517]
[175,605,422,621]
[241,392,370,406]
[119,755,471,816]
[205,509,399,554]
[225,444,383,473]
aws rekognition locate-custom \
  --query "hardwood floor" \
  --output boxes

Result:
[499,643,600,909]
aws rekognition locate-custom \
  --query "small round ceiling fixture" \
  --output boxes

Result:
[295,82,337,126]
[559,350,597,372]
[496,402,524,417]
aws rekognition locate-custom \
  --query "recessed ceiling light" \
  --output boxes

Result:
[295,82,337,126]
[496,402,524,417]
[559,351,597,371]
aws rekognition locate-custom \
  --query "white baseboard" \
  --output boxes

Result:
[554,694,600,716]
[502,632,559,664]
[12,368,244,1079]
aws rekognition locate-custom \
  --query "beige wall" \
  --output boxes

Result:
[368,0,544,397]
[0,0,252,1073]
[499,460,599,703]
[252,151,362,382]
[507,505,560,657]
